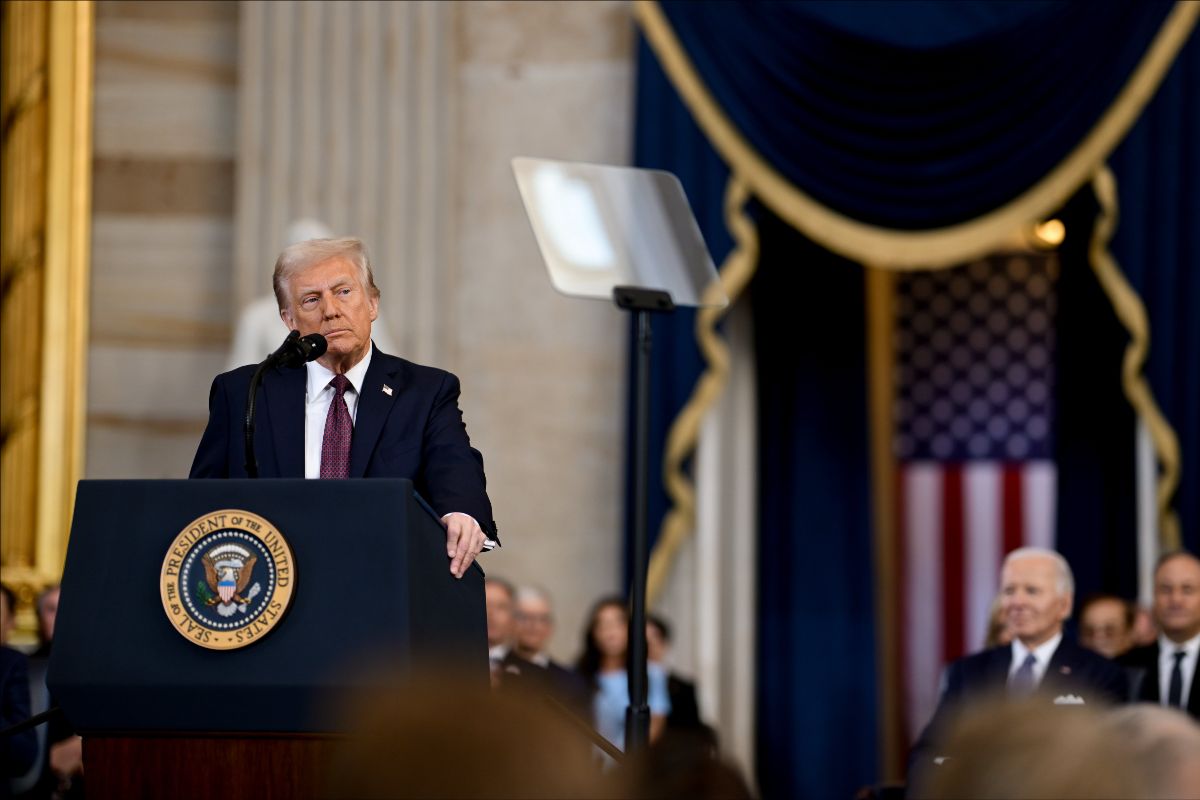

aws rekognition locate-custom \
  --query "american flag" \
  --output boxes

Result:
[893,253,1059,741]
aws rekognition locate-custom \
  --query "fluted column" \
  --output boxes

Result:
[236,0,451,364]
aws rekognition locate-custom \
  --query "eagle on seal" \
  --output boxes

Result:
[202,547,257,606]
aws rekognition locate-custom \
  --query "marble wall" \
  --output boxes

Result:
[86,0,635,662]
[87,0,237,479]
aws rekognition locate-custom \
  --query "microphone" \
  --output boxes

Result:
[268,330,327,369]
[244,331,328,477]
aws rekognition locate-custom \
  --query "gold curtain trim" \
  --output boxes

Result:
[633,0,1199,270]
[647,176,759,604]
[1088,167,1181,550]
[865,267,901,778]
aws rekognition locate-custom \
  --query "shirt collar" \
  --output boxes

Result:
[1159,630,1200,658]
[305,342,373,398]
[1012,630,1063,667]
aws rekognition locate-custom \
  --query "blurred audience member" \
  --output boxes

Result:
[911,697,1142,799]
[512,586,589,714]
[576,597,670,750]
[911,548,1127,776]
[645,614,715,746]
[1120,551,1200,719]
[984,594,1013,649]
[1105,704,1200,799]
[2,585,37,799]
[324,667,622,799]
[0,585,14,647]
[31,584,58,659]
[1078,593,1134,659]
[485,578,515,686]
[1132,604,1159,647]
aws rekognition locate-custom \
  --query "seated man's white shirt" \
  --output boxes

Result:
[1008,631,1062,689]
[1158,631,1200,709]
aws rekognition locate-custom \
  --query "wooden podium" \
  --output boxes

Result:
[49,479,487,798]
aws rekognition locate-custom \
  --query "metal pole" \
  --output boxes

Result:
[625,308,652,752]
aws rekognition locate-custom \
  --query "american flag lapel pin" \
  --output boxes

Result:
[382,384,393,396]
[1059,665,1071,675]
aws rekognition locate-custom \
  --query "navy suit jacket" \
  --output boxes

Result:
[1119,642,1200,720]
[910,637,1127,778]
[189,347,497,539]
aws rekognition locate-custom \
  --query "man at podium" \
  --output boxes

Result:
[190,237,497,578]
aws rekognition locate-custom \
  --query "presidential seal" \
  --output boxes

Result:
[160,510,296,650]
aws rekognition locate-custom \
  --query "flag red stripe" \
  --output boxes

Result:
[941,466,965,663]
[1002,465,1023,556]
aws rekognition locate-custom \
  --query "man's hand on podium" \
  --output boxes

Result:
[442,512,486,579]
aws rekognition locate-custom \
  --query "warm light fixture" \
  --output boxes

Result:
[1030,218,1066,248]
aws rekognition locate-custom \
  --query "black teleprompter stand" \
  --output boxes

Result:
[614,285,675,752]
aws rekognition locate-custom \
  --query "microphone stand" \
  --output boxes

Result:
[243,356,278,479]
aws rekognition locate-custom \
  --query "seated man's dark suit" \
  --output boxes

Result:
[189,346,496,538]
[1119,642,1200,720]
[910,638,1128,781]
[497,651,590,718]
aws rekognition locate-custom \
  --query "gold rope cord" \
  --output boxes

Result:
[633,0,1199,270]
[646,176,758,604]
[1088,166,1181,550]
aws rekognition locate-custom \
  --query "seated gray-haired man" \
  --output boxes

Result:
[910,547,1128,781]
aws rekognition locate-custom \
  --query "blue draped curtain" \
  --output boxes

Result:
[630,2,1198,796]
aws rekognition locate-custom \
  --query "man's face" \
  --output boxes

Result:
[485,582,513,649]
[1079,598,1132,658]
[1153,554,1200,643]
[514,596,553,656]
[1000,555,1071,648]
[280,257,378,371]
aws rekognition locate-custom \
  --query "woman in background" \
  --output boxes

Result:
[575,596,670,750]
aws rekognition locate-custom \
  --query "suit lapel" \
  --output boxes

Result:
[988,646,1013,688]
[264,365,306,478]
[1044,639,1074,686]
[349,351,401,477]
[1190,649,1200,715]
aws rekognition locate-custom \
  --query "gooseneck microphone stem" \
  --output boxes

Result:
[243,330,327,479]
[243,358,273,479]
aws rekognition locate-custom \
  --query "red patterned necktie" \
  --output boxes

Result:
[319,374,353,479]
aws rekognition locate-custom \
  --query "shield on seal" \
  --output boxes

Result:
[218,579,235,604]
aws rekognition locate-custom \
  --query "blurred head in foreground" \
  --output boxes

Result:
[912,696,1140,799]
[1105,704,1200,799]
[324,667,620,799]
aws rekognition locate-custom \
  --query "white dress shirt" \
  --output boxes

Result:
[1158,631,1200,709]
[1008,631,1063,689]
[304,345,373,478]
